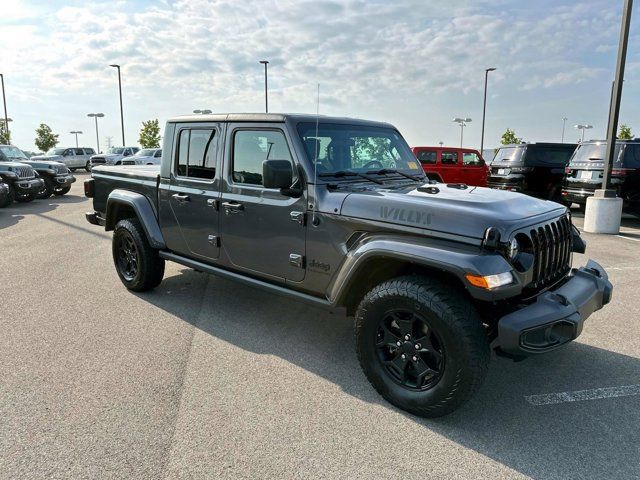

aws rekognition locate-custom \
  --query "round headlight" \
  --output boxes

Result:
[507,237,519,260]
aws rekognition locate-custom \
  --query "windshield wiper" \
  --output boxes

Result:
[318,170,384,185]
[365,168,423,181]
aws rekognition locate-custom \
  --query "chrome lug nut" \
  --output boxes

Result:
[412,356,418,362]
[414,344,421,350]
[401,354,406,360]
[404,334,411,341]
[396,341,402,347]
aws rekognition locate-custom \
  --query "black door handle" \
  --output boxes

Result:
[222,201,244,214]
[172,193,191,203]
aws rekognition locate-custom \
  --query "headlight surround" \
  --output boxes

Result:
[507,237,519,260]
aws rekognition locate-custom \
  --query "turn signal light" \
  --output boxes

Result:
[465,272,514,290]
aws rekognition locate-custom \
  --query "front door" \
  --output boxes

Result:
[461,151,487,186]
[439,150,460,183]
[219,124,306,282]
[167,124,221,261]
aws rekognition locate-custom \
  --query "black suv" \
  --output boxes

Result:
[562,139,640,215]
[488,143,577,202]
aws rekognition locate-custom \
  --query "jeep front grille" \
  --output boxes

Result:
[15,166,35,179]
[528,215,572,290]
[91,157,106,164]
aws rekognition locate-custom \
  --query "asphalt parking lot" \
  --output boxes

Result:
[1,174,639,479]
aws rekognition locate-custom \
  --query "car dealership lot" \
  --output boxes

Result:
[1,174,639,479]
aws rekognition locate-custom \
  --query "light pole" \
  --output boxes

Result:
[109,64,125,146]
[574,124,593,142]
[259,60,269,113]
[193,109,213,114]
[453,117,472,147]
[480,67,496,155]
[70,130,83,148]
[0,73,9,141]
[561,117,568,143]
[87,113,104,152]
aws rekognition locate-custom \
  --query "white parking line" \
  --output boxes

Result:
[525,384,640,406]
[617,234,640,242]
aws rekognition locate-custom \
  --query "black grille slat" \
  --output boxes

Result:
[526,215,572,290]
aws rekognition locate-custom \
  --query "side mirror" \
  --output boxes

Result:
[263,159,293,189]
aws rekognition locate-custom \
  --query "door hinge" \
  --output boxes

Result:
[207,235,220,247]
[290,211,306,226]
[289,253,305,268]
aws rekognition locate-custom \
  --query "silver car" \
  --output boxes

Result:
[121,148,162,166]
[31,147,96,172]
[90,147,140,169]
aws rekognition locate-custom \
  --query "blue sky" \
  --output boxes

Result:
[1,0,639,152]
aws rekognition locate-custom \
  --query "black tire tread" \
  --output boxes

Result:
[355,275,489,418]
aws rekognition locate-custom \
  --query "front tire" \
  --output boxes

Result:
[85,161,91,172]
[112,218,165,292]
[53,185,71,196]
[355,275,489,418]
[36,177,54,199]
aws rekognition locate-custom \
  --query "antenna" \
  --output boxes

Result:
[312,83,320,226]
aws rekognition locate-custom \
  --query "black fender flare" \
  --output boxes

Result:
[105,189,166,249]
[327,234,520,304]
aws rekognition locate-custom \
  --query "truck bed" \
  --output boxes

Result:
[91,165,160,215]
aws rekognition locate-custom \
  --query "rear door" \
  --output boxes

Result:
[73,148,86,167]
[439,150,460,183]
[166,123,222,261]
[461,151,487,186]
[218,124,306,282]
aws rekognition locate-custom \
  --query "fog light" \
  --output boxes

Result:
[465,272,514,290]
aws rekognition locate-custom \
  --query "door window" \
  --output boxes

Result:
[441,152,458,165]
[462,152,483,166]
[74,148,84,155]
[176,128,216,180]
[154,150,162,158]
[416,151,437,164]
[232,130,292,186]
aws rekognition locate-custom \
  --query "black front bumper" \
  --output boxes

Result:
[14,178,45,194]
[496,260,612,357]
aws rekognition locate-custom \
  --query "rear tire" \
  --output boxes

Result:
[355,275,489,418]
[112,218,165,292]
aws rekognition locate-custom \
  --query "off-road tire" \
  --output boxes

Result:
[355,275,490,418]
[14,188,35,203]
[0,188,11,208]
[112,218,165,292]
[36,177,55,199]
[85,161,91,172]
[53,185,71,196]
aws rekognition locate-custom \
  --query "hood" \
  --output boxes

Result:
[338,183,566,240]
[23,159,67,170]
[30,154,62,161]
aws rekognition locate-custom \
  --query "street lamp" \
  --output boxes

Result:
[574,124,593,142]
[480,67,496,155]
[453,117,472,147]
[109,64,125,146]
[259,60,269,113]
[561,117,568,143]
[0,73,9,141]
[87,113,104,152]
[70,130,83,148]
[193,109,213,114]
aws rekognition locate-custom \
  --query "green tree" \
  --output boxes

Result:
[618,124,633,140]
[0,121,10,144]
[34,123,59,152]
[500,128,521,145]
[139,119,161,148]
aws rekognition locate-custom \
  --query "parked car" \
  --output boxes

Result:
[31,147,95,172]
[4,146,75,199]
[488,142,577,202]
[562,139,640,215]
[0,144,44,203]
[90,147,140,169]
[0,179,9,208]
[121,148,162,166]
[411,146,488,186]
[84,113,612,418]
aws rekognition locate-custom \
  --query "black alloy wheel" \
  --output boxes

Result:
[115,230,139,282]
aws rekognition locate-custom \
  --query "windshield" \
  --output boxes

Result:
[568,142,623,166]
[135,149,156,156]
[296,122,423,177]
[47,148,66,156]
[0,145,28,160]
[492,147,524,164]
[107,147,125,154]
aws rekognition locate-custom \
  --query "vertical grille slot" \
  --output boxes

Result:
[526,216,572,290]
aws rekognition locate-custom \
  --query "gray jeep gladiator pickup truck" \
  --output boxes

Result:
[85,113,613,417]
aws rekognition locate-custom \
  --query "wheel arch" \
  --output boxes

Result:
[105,190,166,249]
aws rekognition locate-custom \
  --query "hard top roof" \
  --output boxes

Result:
[167,113,394,129]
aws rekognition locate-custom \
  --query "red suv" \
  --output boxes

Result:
[411,146,489,186]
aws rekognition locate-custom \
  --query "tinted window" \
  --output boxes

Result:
[623,144,640,168]
[176,129,216,179]
[416,150,436,164]
[84,148,95,155]
[233,130,292,186]
[462,152,483,166]
[441,152,458,165]
[155,150,162,158]
[526,147,574,166]
[568,143,623,166]
[493,147,524,163]
[75,148,84,155]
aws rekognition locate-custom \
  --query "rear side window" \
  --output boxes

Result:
[84,148,95,155]
[154,150,162,158]
[74,148,84,155]
[526,147,574,166]
[176,129,216,179]
[232,129,292,186]
[441,152,458,165]
[416,150,436,164]
[462,152,483,166]
[622,144,640,168]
